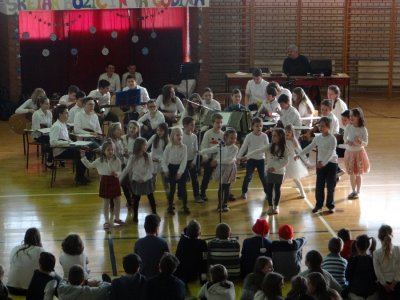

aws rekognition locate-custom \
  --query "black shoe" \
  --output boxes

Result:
[167,207,175,215]
[59,161,66,168]
[228,194,236,201]
[183,206,191,214]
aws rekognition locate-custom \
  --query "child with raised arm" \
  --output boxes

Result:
[120,138,157,223]
[162,127,190,215]
[344,108,370,199]
[200,128,238,212]
[237,117,269,200]
[81,141,126,229]
[295,117,338,213]
[243,128,289,215]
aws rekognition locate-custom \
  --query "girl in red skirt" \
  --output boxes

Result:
[81,141,126,230]
[119,137,157,223]
[344,108,370,199]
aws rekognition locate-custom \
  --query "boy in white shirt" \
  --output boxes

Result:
[257,86,281,122]
[202,87,221,111]
[98,62,121,92]
[245,68,269,110]
[200,113,224,201]
[295,117,338,213]
[58,85,79,107]
[121,63,143,87]
[237,117,269,199]
[321,99,339,135]
[88,79,119,123]
[182,117,202,203]
[67,90,85,124]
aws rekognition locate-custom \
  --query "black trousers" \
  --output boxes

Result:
[315,162,337,209]
[132,193,156,219]
[200,158,215,195]
[218,183,230,208]
[187,159,200,197]
[55,148,89,180]
[168,164,188,208]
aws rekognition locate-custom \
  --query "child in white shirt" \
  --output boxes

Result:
[296,117,338,213]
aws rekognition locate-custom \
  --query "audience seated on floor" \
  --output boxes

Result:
[146,253,185,300]
[299,250,342,293]
[110,253,147,300]
[240,218,272,278]
[271,224,306,281]
[134,214,170,278]
[175,219,208,284]
[26,252,61,300]
[240,256,273,300]
[59,234,89,280]
[208,223,241,279]
[198,264,235,300]
[57,265,110,300]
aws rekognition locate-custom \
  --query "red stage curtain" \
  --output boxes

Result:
[19,8,188,97]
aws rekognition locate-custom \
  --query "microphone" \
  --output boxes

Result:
[218,138,225,146]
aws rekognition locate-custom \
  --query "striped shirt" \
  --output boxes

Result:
[208,239,240,279]
[322,253,347,287]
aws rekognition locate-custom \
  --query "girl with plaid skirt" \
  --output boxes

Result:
[81,141,126,230]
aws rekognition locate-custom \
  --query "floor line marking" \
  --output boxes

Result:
[107,234,118,276]
[0,183,394,198]
[302,196,337,237]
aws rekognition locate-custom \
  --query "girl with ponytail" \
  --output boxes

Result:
[373,225,400,299]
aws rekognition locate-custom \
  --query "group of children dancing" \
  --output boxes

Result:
[17,80,371,229]
[84,102,369,231]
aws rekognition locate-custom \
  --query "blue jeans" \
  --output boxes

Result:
[315,162,337,209]
[241,159,268,194]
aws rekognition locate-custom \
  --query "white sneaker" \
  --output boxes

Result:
[273,206,279,214]
[241,193,247,200]
[267,206,274,215]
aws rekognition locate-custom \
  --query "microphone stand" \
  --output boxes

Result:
[218,139,223,223]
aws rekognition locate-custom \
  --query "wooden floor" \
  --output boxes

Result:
[1,95,400,294]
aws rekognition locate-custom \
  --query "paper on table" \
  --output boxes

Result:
[74,133,94,138]
[37,128,50,134]
[234,71,248,75]
[70,141,92,146]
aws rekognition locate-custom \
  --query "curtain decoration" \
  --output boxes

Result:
[19,8,188,97]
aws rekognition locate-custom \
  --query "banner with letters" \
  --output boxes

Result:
[0,0,209,15]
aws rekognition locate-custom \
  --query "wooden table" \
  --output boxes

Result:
[225,73,351,105]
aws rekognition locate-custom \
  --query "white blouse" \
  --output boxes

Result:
[81,156,121,176]
[7,245,45,289]
[155,95,185,114]
[120,155,154,183]
[344,124,368,151]
[162,143,187,175]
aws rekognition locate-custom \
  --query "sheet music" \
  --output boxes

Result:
[37,128,50,134]
[74,133,95,139]
[70,141,92,146]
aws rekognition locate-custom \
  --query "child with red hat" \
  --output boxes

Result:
[240,219,272,277]
[271,224,307,280]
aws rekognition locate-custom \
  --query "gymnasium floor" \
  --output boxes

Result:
[0,95,399,296]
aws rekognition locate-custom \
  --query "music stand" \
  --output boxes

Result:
[179,62,200,98]
[115,89,142,106]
